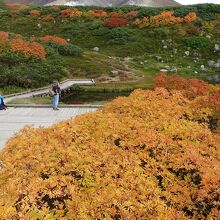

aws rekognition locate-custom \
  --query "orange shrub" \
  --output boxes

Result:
[9,38,46,59]
[110,12,119,17]
[41,15,55,22]
[30,9,41,17]
[88,9,108,18]
[104,17,127,28]
[40,35,68,45]
[60,9,82,18]
[184,12,197,23]
[0,31,9,39]
[125,10,138,19]
[133,11,197,28]
[150,11,183,26]
[0,86,219,219]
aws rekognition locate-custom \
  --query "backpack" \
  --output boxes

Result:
[48,89,55,97]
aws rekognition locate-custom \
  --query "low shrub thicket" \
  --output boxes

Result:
[58,44,83,56]
[0,75,219,219]
[185,36,211,49]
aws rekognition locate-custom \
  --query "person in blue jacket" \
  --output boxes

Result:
[0,95,7,110]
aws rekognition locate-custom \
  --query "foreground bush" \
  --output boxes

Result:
[58,44,83,56]
[0,78,219,219]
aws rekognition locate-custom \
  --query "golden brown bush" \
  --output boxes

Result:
[0,87,219,219]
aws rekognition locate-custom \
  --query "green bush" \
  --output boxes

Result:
[58,44,83,56]
[152,27,171,38]
[109,27,134,45]
[89,20,103,30]
[92,27,110,36]
[185,36,211,49]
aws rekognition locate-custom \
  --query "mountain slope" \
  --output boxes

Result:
[5,0,181,6]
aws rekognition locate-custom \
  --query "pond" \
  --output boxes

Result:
[61,91,131,105]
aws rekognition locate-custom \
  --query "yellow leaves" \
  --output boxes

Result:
[133,11,197,28]
[0,86,219,219]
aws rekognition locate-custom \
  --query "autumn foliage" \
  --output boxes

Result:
[40,35,68,45]
[0,33,46,59]
[0,77,219,219]
[9,38,46,59]
[133,11,197,28]
[104,17,128,28]
[30,9,41,17]
[60,9,82,18]
[0,31,9,39]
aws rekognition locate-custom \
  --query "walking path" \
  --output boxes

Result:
[0,79,99,149]
[5,79,95,103]
[0,105,101,150]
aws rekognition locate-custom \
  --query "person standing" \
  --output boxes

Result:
[51,81,61,110]
[0,95,7,110]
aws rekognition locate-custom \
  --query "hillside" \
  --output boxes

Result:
[0,3,220,95]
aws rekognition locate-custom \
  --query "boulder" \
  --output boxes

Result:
[213,63,220,68]
[111,70,119,76]
[200,65,206,71]
[208,60,215,67]
[185,51,190,56]
[170,67,177,73]
[93,47,99,52]
[155,56,162,61]
[160,69,168,73]
[214,44,219,51]
[124,57,132,61]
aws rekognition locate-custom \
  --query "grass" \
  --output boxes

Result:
[0,5,219,100]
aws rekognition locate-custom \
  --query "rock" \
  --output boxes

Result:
[93,47,99,52]
[164,65,170,70]
[124,57,132,61]
[208,60,215,67]
[200,65,206,71]
[207,74,220,83]
[160,69,168,73]
[155,56,162,61]
[170,67,177,73]
[213,63,220,68]
[163,45,168,49]
[111,70,119,76]
[185,51,190,56]
[214,44,219,51]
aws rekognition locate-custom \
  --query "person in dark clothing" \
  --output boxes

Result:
[51,81,61,110]
[0,95,7,110]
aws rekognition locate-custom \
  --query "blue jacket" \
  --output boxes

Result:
[0,96,5,106]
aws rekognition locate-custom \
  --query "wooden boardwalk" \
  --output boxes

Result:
[5,79,95,103]
[0,106,100,149]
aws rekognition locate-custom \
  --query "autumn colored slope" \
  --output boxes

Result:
[0,75,219,219]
